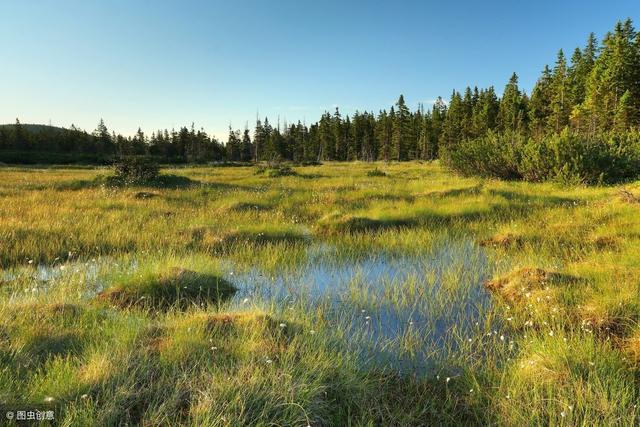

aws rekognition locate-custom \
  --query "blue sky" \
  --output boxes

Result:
[1,1,638,140]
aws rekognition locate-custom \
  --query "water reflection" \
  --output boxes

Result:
[228,239,493,374]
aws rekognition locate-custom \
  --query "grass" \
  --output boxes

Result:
[96,263,236,310]
[0,161,639,425]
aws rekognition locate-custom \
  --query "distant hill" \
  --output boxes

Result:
[0,123,71,134]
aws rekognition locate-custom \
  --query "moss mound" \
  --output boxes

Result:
[479,233,523,249]
[255,165,297,177]
[619,189,640,204]
[366,168,387,177]
[133,191,160,200]
[589,235,620,251]
[96,267,236,310]
[485,268,582,303]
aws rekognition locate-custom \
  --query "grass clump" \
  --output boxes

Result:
[254,160,298,177]
[619,188,640,204]
[479,232,523,249]
[255,165,297,177]
[96,266,236,310]
[366,167,387,177]
[133,191,159,200]
[485,267,583,303]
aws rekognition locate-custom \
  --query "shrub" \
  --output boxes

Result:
[254,163,297,177]
[442,130,524,180]
[113,156,160,183]
[366,168,387,177]
[444,129,640,185]
[266,166,296,177]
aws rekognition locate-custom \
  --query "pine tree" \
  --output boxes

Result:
[92,119,112,155]
[253,119,264,161]
[332,107,345,161]
[440,90,464,150]
[498,73,527,132]
[548,50,571,133]
[568,33,597,110]
[318,112,334,160]
[472,87,499,137]
[392,95,412,160]
[131,127,146,155]
[241,127,253,161]
[226,127,241,161]
[582,20,638,133]
[461,87,475,139]
[614,90,635,132]
[13,118,27,150]
[528,66,553,136]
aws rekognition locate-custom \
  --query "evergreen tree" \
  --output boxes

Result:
[241,127,253,162]
[548,50,571,133]
[582,20,638,133]
[226,127,241,161]
[318,112,335,161]
[92,119,112,155]
[392,95,412,160]
[441,90,464,150]
[528,66,553,136]
[498,73,527,132]
[375,109,393,161]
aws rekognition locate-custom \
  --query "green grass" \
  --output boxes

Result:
[0,161,639,425]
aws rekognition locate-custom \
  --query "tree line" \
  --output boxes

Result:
[1,19,639,182]
[442,18,640,183]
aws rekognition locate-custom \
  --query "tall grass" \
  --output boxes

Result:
[0,162,638,425]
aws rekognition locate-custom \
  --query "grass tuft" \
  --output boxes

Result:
[96,266,236,310]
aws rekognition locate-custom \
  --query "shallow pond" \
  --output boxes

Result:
[226,239,494,374]
[1,238,495,375]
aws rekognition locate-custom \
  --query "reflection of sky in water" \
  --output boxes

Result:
[227,240,494,374]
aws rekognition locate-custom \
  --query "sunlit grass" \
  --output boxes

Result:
[0,161,638,425]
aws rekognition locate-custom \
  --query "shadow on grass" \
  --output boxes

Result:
[417,184,483,198]
[225,201,274,212]
[488,189,580,206]
[189,226,311,251]
[316,208,492,235]
[297,173,326,179]
[101,174,198,189]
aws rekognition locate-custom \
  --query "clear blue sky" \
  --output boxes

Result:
[1,0,638,140]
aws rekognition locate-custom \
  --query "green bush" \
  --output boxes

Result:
[444,129,640,185]
[254,162,297,177]
[113,156,160,183]
[520,130,640,184]
[443,130,524,180]
[366,168,387,177]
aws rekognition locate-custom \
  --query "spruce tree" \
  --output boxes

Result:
[498,73,527,132]
[392,95,412,160]
[548,50,571,133]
